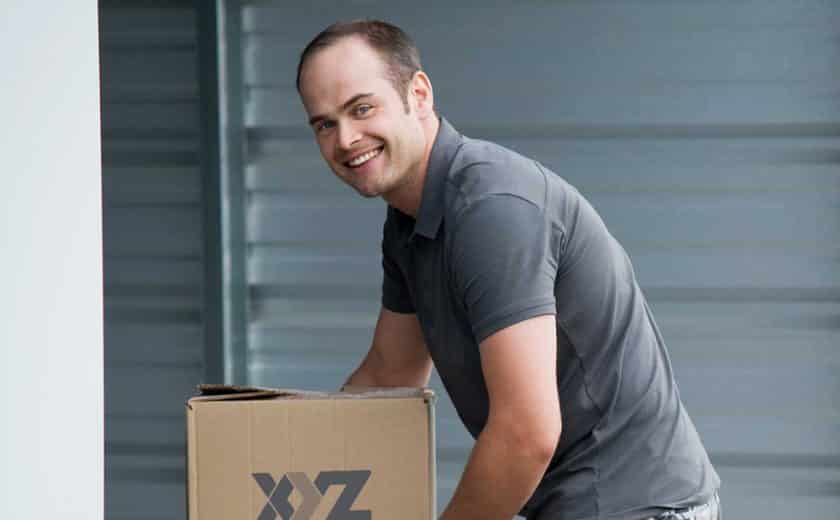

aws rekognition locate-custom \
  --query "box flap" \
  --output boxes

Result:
[196,383,324,400]
[340,385,436,402]
[188,384,435,404]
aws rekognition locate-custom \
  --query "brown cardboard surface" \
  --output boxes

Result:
[186,387,436,520]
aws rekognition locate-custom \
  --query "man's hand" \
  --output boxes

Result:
[343,307,432,389]
[440,314,561,520]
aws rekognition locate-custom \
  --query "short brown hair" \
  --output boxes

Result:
[296,20,422,112]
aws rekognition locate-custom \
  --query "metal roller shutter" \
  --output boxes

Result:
[100,3,208,518]
[227,1,840,516]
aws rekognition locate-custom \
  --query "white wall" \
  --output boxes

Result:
[0,3,104,519]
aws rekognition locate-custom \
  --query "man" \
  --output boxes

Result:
[295,20,720,520]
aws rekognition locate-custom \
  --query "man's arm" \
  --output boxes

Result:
[343,307,433,389]
[440,314,561,520]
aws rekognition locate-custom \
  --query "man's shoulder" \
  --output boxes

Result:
[443,137,550,214]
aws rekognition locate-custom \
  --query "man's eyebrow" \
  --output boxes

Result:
[308,93,374,126]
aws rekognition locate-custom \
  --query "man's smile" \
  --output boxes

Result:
[344,145,384,168]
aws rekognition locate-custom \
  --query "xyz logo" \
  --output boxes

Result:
[252,470,371,520]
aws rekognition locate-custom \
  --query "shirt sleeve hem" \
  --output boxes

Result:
[382,297,416,314]
[473,298,556,344]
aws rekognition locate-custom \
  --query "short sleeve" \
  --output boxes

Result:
[381,218,415,314]
[450,194,559,343]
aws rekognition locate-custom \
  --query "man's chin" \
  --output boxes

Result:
[342,170,389,199]
[355,189,379,199]
[351,182,382,199]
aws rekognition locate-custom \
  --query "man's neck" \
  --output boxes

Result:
[384,116,440,218]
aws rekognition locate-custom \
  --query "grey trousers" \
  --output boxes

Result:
[646,493,721,520]
[526,492,721,520]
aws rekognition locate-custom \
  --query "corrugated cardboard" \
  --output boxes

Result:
[186,384,436,520]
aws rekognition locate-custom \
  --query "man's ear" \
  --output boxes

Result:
[410,70,434,119]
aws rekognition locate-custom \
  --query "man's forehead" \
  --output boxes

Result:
[299,38,391,110]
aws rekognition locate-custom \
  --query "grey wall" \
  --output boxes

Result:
[100,2,211,519]
[229,1,840,518]
[0,2,104,518]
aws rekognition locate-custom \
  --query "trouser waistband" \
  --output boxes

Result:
[647,492,721,520]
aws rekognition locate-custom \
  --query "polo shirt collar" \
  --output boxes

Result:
[411,117,462,240]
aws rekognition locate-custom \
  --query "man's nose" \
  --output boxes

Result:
[337,122,361,150]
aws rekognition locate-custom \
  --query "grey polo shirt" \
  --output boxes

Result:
[381,118,720,519]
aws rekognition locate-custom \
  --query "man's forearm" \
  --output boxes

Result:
[440,422,553,520]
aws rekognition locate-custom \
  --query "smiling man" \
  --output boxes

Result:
[295,20,720,520]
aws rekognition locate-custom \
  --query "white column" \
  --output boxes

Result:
[0,3,104,519]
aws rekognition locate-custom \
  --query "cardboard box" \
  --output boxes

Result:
[186,384,437,520]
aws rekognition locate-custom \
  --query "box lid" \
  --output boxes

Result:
[188,384,435,404]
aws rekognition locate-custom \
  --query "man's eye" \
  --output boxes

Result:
[354,104,373,116]
[316,120,335,133]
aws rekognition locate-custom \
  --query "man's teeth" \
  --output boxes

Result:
[348,147,382,167]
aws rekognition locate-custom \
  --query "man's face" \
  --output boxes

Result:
[298,37,426,199]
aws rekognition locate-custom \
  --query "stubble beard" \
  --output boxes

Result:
[349,151,407,200]
[342,161,390,199]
